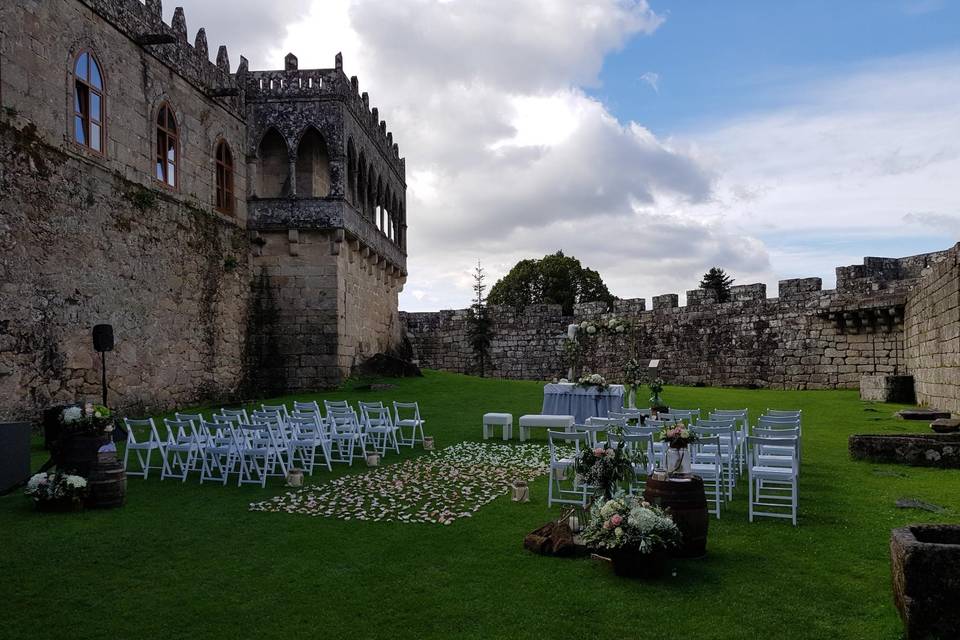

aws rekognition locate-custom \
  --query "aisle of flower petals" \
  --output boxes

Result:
[249,442,562,525]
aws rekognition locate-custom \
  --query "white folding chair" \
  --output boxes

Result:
[754,427,802,468]
[547,430,589,508]
[747,436,799,526]
[692,424,737,499]
[579,417,624,446]
[161,418,200,481]
[691,435,722,518]
[364,406,400,456]
[393,402,426,447]
[198,419,236,485]
[287,415,332,474]
[122,418,163,479]
[759,414,802,436]
[234,424,275,487]
[328,407,367,465]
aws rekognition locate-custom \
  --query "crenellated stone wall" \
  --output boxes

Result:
[404,249,956,391]
[904,243,960,412]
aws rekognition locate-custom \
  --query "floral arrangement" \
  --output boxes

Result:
[61,403,115,436]
[576,373,609,390]
[623,358,647,391]
[573,441,643,499]
[579,492,682,553]
[577,317,630,337]
[24,471,88,503]
[648,376,665,406]
[659,422,699,449]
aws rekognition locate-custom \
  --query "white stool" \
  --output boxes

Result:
[518,414,575,441]
[483,413,513,440]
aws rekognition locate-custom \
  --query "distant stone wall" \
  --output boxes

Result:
[905,244,960,412]
[402,252,956,390]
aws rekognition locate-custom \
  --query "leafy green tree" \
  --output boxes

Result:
[487,251,614,314]
[699,267,735,303]
[466,261,494,377]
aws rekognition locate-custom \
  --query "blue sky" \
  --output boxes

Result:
[592,0,960,135]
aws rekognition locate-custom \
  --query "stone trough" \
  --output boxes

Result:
[849,434,960,468]
[891,525,960,639]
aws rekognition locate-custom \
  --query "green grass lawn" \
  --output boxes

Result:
[1,370,955,639]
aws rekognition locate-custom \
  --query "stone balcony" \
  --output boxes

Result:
[247,197,406,272]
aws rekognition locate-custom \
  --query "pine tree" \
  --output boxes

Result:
[699,267,734,303]
[466,260,494,377]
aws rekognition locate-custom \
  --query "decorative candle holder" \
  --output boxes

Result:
[366,453,381,467]
[286,469,304,487]
[511,481,530,502]
[423,436,435,451]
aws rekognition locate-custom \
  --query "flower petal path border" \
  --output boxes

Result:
[249,442,572,525]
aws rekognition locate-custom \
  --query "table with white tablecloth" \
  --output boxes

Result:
[541,383,625,424]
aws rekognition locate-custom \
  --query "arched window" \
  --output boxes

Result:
[295,127,331,197]
[155,103,178,188]
[347,138,357,205]
[215,140,234,214]
[258,128,289,197]
[73,51,104,153]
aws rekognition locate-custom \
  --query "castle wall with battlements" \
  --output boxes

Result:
[404,248,956,395]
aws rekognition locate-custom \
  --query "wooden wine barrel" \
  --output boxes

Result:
[86,453,126,509]
[56,433,111,477]
[643,475,709,558]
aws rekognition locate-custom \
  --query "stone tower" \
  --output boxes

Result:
[243,52,408,395]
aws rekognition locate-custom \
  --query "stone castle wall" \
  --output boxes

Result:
[905,243,960,412]
[403,251,954,391]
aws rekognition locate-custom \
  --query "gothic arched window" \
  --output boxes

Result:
[215,140,234,214]
[73,51,104,153]
[155,102,178,188]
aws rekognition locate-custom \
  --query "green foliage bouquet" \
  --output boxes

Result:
[573,441,641,499]
[61,403,115,436]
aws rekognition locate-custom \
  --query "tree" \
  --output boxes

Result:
[700,267,734,303]
[487,251,615,314]
[466,260,494,377]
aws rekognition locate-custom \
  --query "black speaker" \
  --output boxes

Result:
[93,324,114,352]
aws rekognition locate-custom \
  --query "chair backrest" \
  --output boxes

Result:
[261,404,289,417]
[328,407,360,433]
[618,433,654,465]
[198,419,228,444]
[711,410,748,431]
[669,408,701,422]
[692,435,721,468]
[123,417,158,445]
[645,418,672,428]
[214,413,243,425]
[293,400,321,414]
[220,408,250,424]
[766,409,802,419]
[657,413,684,423]
[754,427,799,439]
[324,400,350,413]
[586,416,625,428]
[691,424,735,448]
[625,425,659,438]
[607,411,639,424]
[250,410,283,425]
[698,418,737,429]
[175,412,204,426]
[393,401,422,423]
[757,416,801,432]
[163,418,196,444]
[287,415,320,432]
[547,429,588,461]
[365,405,393,427]
[747,436,799,471]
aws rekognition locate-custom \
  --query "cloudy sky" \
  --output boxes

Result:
[169,0,960,310]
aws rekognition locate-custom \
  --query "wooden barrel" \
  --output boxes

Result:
[86,453,126,509]
[56,433,111,477]
[643,475,709,558]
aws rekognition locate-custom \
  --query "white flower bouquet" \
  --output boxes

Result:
[25,471,88,508]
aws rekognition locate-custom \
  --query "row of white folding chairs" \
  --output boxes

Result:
[122,416,315,487]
